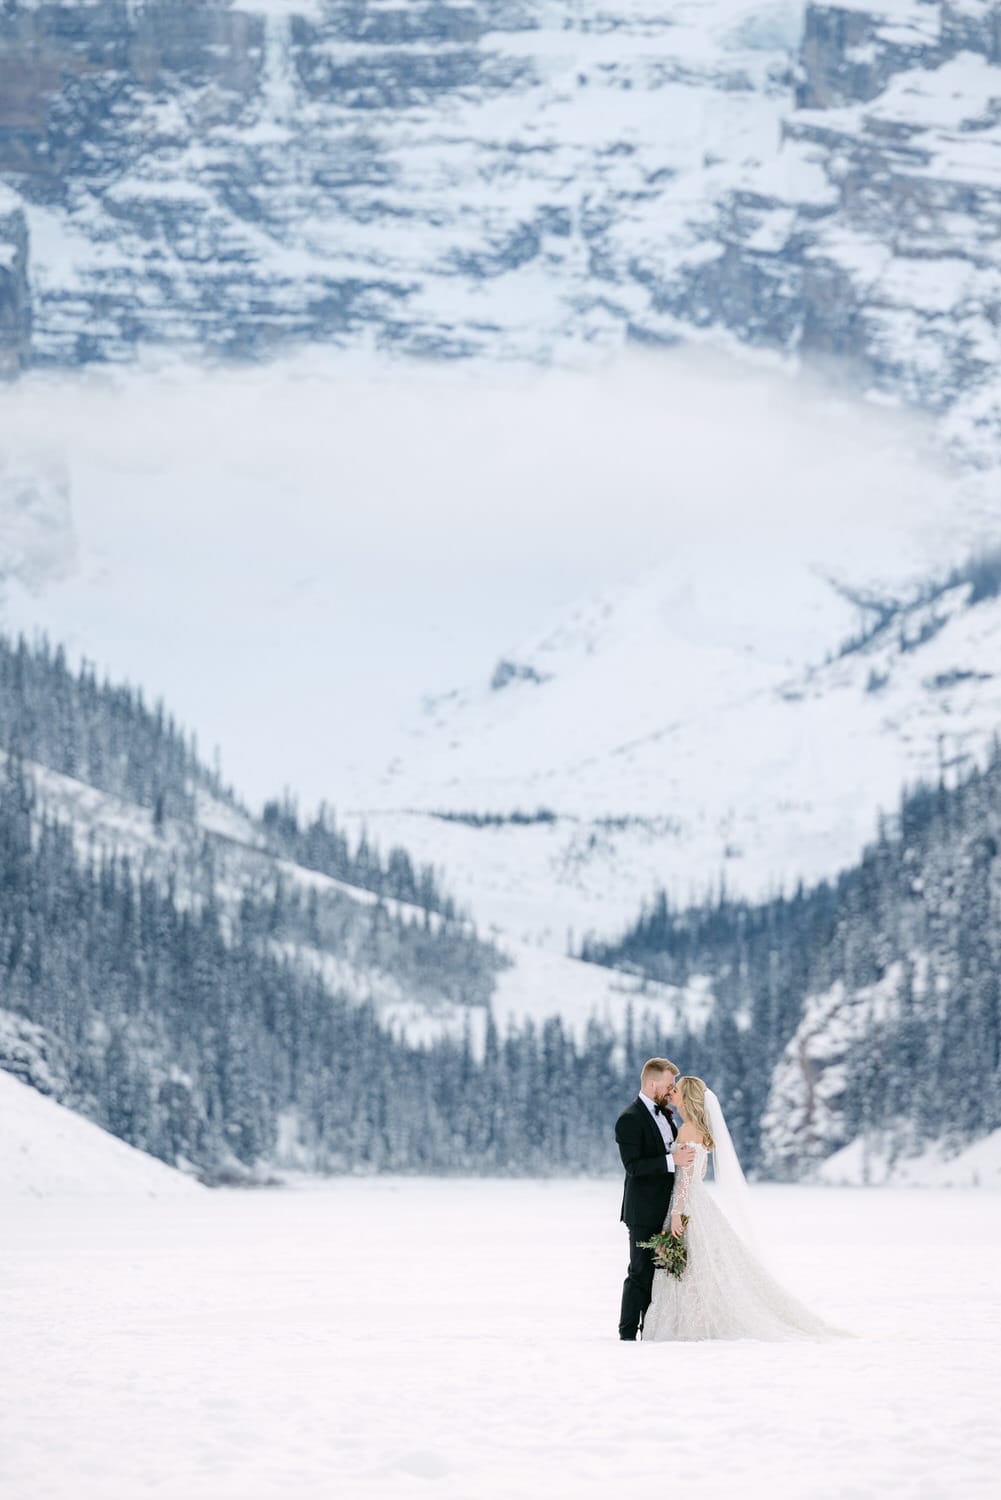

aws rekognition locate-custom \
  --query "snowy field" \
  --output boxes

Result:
[3,1175,1000,1500]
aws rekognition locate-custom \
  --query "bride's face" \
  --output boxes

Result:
[667,1080,681,1112]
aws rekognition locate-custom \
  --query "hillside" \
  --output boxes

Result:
[0,633,700,1180]
[590,739,1001,1182]
[334,544,1001,946]
[0,1067,201,1196]
[2,622,999,1183]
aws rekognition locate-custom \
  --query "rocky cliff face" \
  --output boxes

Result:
[674,0,1001,464]
[0,0,999,454]
[0,185,30,376]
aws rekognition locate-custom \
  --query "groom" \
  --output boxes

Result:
[615,1057,694,1341]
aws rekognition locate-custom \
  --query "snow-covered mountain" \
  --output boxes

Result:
[1,0,1000,1184]
[1,0,1000,459]
[0,641,711,1181]
[2,352,998,957]
[3,591,998,1184]
[336,539,1001,946]
[2,742,694,1045]
[2,0,1000,953]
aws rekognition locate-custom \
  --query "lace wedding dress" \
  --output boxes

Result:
[642,1143,837,1342]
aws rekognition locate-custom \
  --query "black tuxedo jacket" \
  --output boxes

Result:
[615,1096,678,1226]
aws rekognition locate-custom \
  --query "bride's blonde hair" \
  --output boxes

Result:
[676,1076,716,1151]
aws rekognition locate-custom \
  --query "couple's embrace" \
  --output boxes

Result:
[616,1058,837,1341]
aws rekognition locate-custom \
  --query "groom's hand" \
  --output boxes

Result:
[673,1145,696,1166]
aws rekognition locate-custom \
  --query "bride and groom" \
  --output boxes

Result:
[616,1057,835,1341]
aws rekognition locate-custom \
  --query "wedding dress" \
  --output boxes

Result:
[642,1138,838,1342]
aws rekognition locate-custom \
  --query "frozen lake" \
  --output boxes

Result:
[3,1179,999,1499]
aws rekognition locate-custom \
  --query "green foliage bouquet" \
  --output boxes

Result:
[638,1216,690,1279]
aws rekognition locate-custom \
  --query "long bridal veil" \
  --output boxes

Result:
[704,1088,761,1253]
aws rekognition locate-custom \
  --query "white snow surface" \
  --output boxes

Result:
[1,1178,998,1498]
[819,1128,1001,1188]
[0,1069,201,1197]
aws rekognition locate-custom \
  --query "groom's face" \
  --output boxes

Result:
[654,1074,677,1107]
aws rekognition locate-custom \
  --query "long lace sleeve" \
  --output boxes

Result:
[672,1156,696,1217]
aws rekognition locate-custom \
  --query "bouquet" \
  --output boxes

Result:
[638,1216,690,1279]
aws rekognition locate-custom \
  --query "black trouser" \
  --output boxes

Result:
[619,1221,661,1340]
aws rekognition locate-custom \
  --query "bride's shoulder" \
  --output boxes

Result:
[676,1123,705,1146]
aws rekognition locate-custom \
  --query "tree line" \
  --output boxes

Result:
[0,631,458,918]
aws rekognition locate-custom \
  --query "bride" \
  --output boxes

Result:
[642,1075,839,1342]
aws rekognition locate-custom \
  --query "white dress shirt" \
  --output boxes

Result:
[639,1093,676,1170]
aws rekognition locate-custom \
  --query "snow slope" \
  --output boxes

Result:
[4,746,702,1044]
[817,1128,1001,1187]
[339,538,1001,945]
[2,1178,998,1498]
[0,1069,201,1197]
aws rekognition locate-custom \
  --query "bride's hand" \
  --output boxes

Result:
[670,1214,683,1238]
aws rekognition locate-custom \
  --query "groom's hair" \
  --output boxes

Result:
[640,1057,679,1085]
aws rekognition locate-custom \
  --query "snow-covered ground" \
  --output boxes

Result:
[2,1178,998,1499]
[0,1069,200,1197]
[818,1128,1001,1189]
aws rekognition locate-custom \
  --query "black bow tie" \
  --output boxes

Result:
[654,1103,670,1117]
